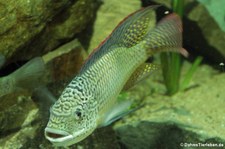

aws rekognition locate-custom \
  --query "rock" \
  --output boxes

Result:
[22,0,101,61]
[43,39,87,97]
[116,121,218,149]
[183,0,225,64]
[0,92,40,148]
[42,39,85,82]
[0,0,100,63]
[0,0,68,58]
[0,92,37,133]
[114,62,225,148]
[75,126,120,149]
[198,0,225,32]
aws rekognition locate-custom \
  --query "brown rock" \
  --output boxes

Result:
[0,0,100,64]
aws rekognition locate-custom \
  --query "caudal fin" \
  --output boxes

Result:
[144,13,188,57]
[10,57,46,90]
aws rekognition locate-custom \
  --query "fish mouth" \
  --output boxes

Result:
[45,127,87,146]
[44,127,73,143]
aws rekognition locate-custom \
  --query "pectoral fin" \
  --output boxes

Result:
[123,63,159,90]
[98,100,143,127]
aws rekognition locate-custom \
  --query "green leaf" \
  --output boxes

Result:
[180,56,203,91]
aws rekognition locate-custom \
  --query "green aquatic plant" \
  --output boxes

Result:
[180,56,203,91]
[172,0,184,17]
[160,0,202,95]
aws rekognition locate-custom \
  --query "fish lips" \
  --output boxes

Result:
[45,127,73,143]
[45,127,85,146]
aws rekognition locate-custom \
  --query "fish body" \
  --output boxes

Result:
[45,6,187,147]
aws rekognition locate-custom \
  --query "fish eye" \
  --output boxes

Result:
[74,108,83,120]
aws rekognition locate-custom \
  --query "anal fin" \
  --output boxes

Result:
[123,63,159,91]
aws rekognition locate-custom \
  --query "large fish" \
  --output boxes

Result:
[45,6,187,147]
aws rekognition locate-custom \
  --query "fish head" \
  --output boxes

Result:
[45,88,97,147]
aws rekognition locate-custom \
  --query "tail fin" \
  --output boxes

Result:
[144,13,188,57]
[10,57,46,90]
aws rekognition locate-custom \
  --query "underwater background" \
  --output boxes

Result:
[0,0,225,149]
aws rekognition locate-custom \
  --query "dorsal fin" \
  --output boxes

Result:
[80,6,158,72]
[108,5,158,48]
[95,5,158,50]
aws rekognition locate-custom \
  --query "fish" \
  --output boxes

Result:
[44,6,188,147]
[0,57,46,97]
